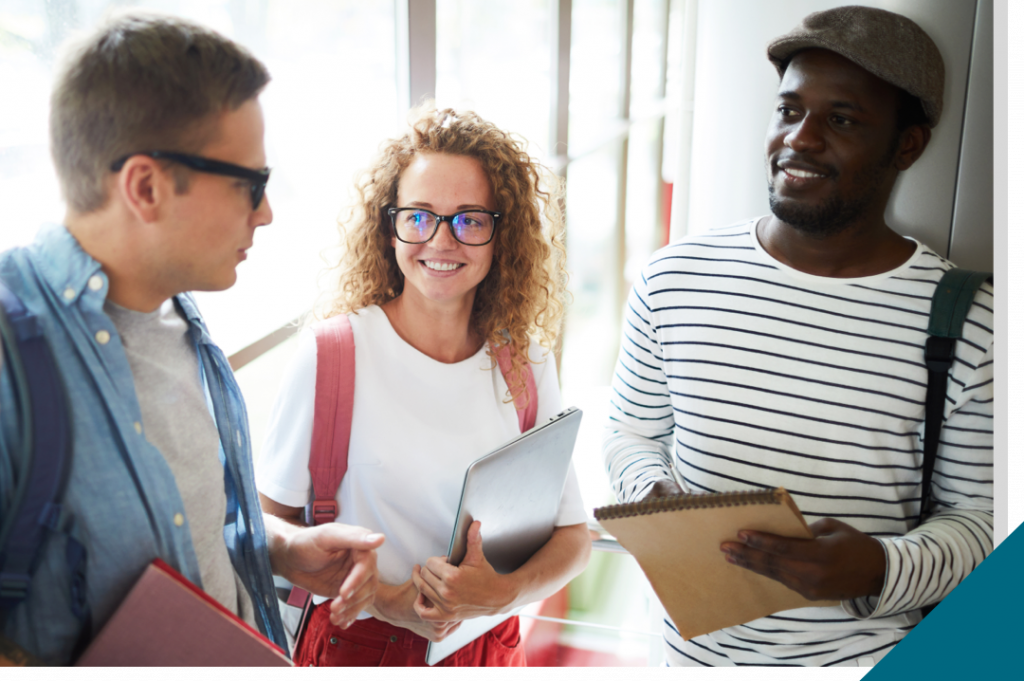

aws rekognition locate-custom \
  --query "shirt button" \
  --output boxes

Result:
[173,513,184,527]
[88,275,103,291]
[329,637,338,645]
[390,635,397,643]
[95,330,110,345]
[134,422,142,434]
[63,287,75,300]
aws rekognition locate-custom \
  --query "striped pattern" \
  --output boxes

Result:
[604,220,994,667]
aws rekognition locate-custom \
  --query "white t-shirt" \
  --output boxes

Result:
[257,305,587,610]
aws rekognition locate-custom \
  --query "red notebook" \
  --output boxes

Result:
[76,559,291,666]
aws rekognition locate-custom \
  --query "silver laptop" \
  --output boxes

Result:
[425,406,583,666]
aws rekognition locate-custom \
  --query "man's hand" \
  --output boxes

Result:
[264,514,384,628]
[641,478,684,501]
[367,581,462,642]
[720,517,887,602]
[412,521,513,623]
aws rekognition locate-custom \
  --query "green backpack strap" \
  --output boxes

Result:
[926,269,993,338]
[919,268,992,526]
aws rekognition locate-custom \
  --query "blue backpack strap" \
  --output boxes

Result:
[0,281,75,617]
[919,268,992,526]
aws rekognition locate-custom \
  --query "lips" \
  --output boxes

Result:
[783,167,826,179]
[773,156,834,190]
[776,156,832,178]
[421,259,464,273]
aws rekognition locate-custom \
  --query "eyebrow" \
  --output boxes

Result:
[405,201,489,211]
[778,90,867,113]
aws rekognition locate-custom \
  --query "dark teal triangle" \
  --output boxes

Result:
[866,521,1024,676]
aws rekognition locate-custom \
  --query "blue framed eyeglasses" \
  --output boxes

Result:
[388,207,500,246]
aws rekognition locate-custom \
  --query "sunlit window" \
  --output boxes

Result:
[0,0,398,356]
[436,0,552,160]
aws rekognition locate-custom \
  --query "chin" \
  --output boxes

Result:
[194,271,240,293]
[767,191,868,238]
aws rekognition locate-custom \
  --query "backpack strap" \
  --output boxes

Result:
[919,268,992,526]
[305,314,356,527]
[0,281,73,614]
[285,315,356,613]
[492,342,538,432]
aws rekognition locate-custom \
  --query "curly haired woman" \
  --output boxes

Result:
[256,108,590,667]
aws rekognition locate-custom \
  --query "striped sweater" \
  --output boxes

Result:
[603,219,994,667]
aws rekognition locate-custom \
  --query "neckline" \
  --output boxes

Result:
[748,217,924,286]
[366,305,489,368]
[104,297,175,322]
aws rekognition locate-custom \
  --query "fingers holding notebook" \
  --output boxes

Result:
[720,517,887,602]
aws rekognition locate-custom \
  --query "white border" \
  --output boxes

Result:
[991,0,1007,544]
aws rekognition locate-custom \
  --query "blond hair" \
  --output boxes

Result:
[50,11,270,213]
[323,107,568,403]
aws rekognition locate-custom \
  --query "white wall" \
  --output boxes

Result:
[949,0,993,271]
[676,0,990,268]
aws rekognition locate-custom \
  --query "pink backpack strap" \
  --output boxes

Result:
[287,315,356,610]
[304,314,356,526]
[493,342,538,433]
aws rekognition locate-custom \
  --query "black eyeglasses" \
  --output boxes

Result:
[110,151,271,210]
[388,207,500,246]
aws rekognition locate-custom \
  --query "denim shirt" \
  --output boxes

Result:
[0,224,286,664]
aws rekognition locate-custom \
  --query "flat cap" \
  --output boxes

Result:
[767,5,944,128]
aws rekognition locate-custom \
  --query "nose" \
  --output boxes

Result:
[784,114,826,154]
[429,217,459,250]
[253,193,273,227]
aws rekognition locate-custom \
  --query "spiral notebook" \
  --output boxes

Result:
[595,487,838,640]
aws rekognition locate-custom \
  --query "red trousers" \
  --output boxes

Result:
[293,601,527,667]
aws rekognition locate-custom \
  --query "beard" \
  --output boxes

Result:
[767,184,876,238]
[767,136,899,239]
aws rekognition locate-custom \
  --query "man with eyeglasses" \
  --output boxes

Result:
[0,12,382,665]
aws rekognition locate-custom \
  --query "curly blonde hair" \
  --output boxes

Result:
[322,107,567,404]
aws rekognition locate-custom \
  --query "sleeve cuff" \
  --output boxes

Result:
[842,536,892,620]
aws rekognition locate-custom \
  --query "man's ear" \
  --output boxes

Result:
[115,156,175,223]
[894,124,932,171]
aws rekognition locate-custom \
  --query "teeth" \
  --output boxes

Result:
[785,167,825,179]
[423,260,462,272]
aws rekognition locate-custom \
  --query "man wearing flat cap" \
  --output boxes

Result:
[604,5,992,667]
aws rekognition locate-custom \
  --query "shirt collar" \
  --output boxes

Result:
[174,292,215,347]
[33,224,217,347]
[31,223,104,305]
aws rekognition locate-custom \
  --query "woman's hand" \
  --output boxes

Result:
[412,521,515,622]
[366,580,462,642]
[414,520,591,624]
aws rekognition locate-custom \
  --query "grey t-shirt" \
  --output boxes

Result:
[105,298,256,627]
